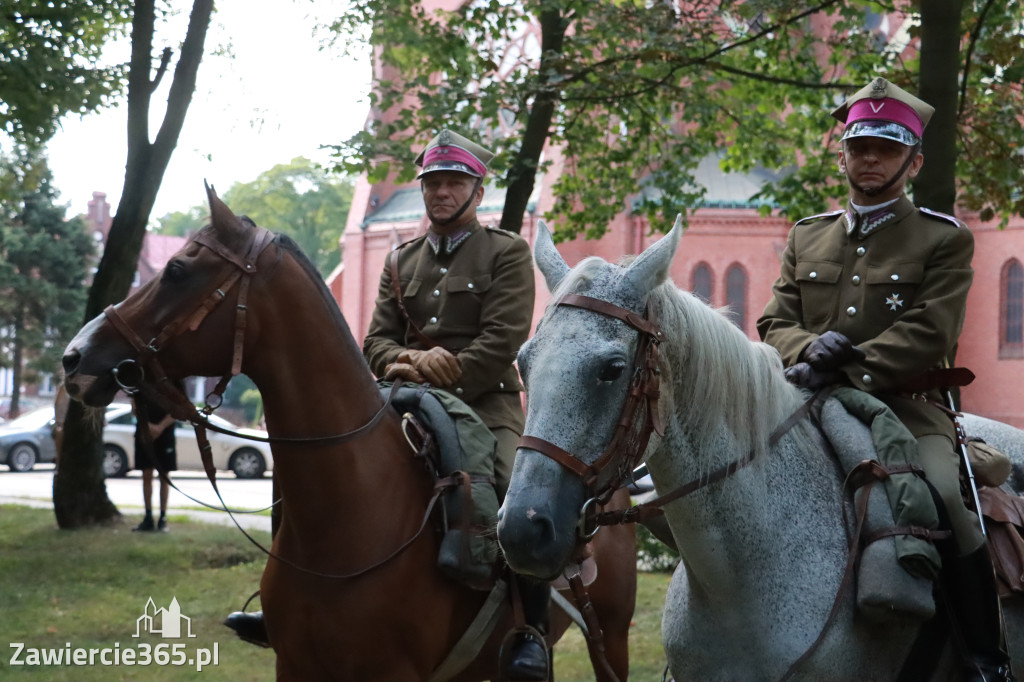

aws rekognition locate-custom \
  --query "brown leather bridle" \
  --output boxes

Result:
[103,224,276,415]
[518,293,665,538]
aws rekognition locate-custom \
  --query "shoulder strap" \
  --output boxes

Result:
[389,244,440,349]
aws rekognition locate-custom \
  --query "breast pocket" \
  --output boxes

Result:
[865,262,923,326]
[795,261,842,324]
[444,274,493,330]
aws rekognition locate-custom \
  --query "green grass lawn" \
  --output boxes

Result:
[0,505,670,680]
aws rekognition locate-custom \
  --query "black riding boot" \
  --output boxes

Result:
[223,610,271,648]
[942,546,1014,682]
[506,578,550,681]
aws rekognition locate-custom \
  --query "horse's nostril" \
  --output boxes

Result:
[62,349,81,375]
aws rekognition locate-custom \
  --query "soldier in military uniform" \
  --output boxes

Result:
[226,130,548,679]
[361,129,545,680]
[758,78,1012,682]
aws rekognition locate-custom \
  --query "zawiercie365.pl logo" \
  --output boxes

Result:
[9,596,219,671]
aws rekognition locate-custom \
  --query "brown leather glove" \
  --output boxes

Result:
[802,331,865,370]
[397,347,462,387]
[383,362,425,383]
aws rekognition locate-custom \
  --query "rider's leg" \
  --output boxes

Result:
[506,575,551,681]
[491,426,519,502]
[918,434,1013,682]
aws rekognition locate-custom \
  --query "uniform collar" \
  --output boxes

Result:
[426,220,480,255]
[842,195,915,237]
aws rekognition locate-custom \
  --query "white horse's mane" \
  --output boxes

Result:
[651,278,810,460]
[545,257,811,466]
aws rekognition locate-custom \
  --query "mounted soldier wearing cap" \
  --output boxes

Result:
[359,129,549,680]
[758,77,1014,682]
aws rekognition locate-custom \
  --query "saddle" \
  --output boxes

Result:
[979,486,1024,598]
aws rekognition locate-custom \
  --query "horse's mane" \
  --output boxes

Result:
[270,232,361,351]
[547,257,809,465]
[650,279,809,461]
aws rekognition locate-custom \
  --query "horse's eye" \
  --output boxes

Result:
[599,360,626,382]
[163,260,187,283]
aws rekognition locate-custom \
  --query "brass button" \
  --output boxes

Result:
[809,271,818,279]
[856,247,866,256]
[851,275,861,285]
[433,289,440,297]
[891,274,899,281]
[846,306,857,316]
[429,316,438,324]
[440,267,448,274]
[862,374,872,384]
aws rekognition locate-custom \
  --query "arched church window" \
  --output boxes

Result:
[692,263,712,303]
[1001,259,1024,358]
[725,264,748,333]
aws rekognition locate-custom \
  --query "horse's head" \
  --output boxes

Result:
[497,218,682,580]
[63,185,274,408]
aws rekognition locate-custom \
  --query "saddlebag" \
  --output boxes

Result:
[822,388,940,622]
[380,382,500,589]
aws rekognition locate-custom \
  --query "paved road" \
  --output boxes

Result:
[0,465,273,531]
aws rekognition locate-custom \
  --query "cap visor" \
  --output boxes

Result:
[416,161,483,179]
[841,120,919,146]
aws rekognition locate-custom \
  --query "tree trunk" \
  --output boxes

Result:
[914,0,962,214]
[498,8,568,235]
[54,0,214,529]
[53,400,120,527]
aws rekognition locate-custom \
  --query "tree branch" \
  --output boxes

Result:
[959,0,996,117]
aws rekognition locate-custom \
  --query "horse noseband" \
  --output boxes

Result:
[518,293,666,535]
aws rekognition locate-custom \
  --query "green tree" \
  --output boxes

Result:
[0,158,93,417]
[327,1,1023,238]
[152,205,207,237]
[0,0,133,147]
[55,0,215,529]
[221,157,354,276]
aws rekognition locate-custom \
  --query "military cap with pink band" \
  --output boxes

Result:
[831,77,935,146]
[415,129,494,179]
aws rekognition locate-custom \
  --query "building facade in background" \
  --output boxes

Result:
[328,2,1024,427]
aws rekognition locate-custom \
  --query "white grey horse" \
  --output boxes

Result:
[497,218,1024,681]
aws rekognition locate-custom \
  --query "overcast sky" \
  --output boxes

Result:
[46,0,371,221]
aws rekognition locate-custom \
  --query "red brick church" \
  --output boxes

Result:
[328,3,1024,428]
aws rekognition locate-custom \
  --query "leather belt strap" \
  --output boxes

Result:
[388,244,439,349]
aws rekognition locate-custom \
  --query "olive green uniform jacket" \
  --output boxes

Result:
[363,219,535,433]
[757,195,974,438]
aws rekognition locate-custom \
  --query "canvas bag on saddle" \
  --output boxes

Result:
[379,382,500,589]
[819,387,941,622]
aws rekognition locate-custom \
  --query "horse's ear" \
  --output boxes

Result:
[533,220,570,293]
[204,181,239,229]
[623,214,684,294]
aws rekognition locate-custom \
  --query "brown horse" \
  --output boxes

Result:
[62,187,637,681]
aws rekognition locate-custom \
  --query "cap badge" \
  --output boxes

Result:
[870,78,887,98]
[885,293,904,311]
[438,129,452,147]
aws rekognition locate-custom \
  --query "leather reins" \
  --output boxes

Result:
[519,293,666,538]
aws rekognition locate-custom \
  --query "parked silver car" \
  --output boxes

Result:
[0,407,59,472]
[101,403,273,479]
